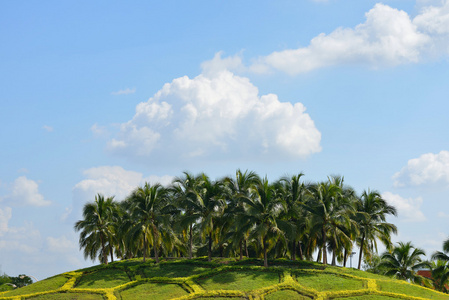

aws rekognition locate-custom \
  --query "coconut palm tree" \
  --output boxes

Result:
[355,190,397,269]
[126,182,176,263]
[172,172,200,259]
[379,241,431,284]
[302,177,355,265]
[184,174,226,262]
[241,177,291,267]
[277,173,307,260]
[431,238,449,292]
[74,194,117,265]
[223,169,260,260]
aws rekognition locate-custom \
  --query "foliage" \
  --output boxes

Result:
[378,241,431,284]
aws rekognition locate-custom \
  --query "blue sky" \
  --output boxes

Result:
[1,0,449,280]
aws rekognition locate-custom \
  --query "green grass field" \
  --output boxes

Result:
[1,258,448,300]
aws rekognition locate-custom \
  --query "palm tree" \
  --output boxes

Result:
[74,194,117,265]
[184,174,226,262]
[431,238,449,292]
[379,241,431,284]
[303,177,355,265]
[242,177,291,267]
[277,173,307,260]
[172,172,200,259]
[355,190,397,269]
[224,169,260,260]
[126,182,175,263]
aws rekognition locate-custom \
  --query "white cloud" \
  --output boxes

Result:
[438,211,449,218]
[8,176,51,206]
[42,125,53,132]
[111,87,136,95]
[393,150,449,187]
[69,166,174,221]
[90,123,108,137]
[47,235,77,254]
[249,1,449,74]
[382,192,426,222]
[107,69,321,164]
[0,207,12,236]
[200,52,245,76]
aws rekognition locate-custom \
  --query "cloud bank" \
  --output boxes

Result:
[107,69,321,164]
[382,192,426,222]
[69,166,174,221]
[250,1,449,74]
[393,150,449,187]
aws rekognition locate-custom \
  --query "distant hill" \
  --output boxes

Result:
[0,258,448,300]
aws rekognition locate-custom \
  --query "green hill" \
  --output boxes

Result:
[0,258,448,300]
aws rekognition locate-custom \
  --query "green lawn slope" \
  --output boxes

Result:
[0,258,447,300]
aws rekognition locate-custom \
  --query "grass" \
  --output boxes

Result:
[26,291,104,299]
[197,270,280,291]
[333,296,400,300]
[119,282,187,300]
[1,275,68,296]
[1,258,448,300]
[141,263,212,278]
[294,271,363,291]
[378,280,449,300]
[76,268,131,288]
[265,289,312,299]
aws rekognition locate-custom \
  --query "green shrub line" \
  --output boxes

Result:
[2,259,449,300]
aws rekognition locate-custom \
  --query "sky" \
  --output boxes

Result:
[1,0,449,280]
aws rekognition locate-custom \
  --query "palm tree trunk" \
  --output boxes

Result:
[316,248,322,262]
[100,233,108,265]
[143,235,147,262]
[189,224,193,259]
[292,239,296,260]
[358,234,365,270]
[244,239,249,258]
[343,248,348,267]
[153,230,160,264]
[239,240,243,260]
[322,228,327,265]
[208,232,212,262]
[298,241,303,260]
[109,244,114,263]
[331,250,336,266]
[263,237,268,267]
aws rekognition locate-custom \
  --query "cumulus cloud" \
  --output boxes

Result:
[8,176,51,206]
[393,150,449,187]
[69,166,174,221]
[382,192,426,222]
[107,69,321,164]
[111,88,136,95]
[0,207,12,236]
[250,1,449,74]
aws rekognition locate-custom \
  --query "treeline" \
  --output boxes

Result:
[74,170,398,269]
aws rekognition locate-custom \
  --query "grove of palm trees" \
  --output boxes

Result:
[72,169,449,293]
[74,171,397,268]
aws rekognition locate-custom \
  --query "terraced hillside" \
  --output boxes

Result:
[0,258,448,300]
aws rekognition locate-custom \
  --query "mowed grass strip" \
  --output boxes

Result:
[75,268,131,288]
[197,270,280,291]
[1,275,69,296]
[141,263,211,278]
[265,289,312,300]
[26,291,104,300]
[333,295,401,300]
[119,282,188,300]
[294,272,363,291]
[378,281,449,300]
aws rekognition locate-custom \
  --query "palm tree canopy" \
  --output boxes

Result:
[379,241,430,284]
